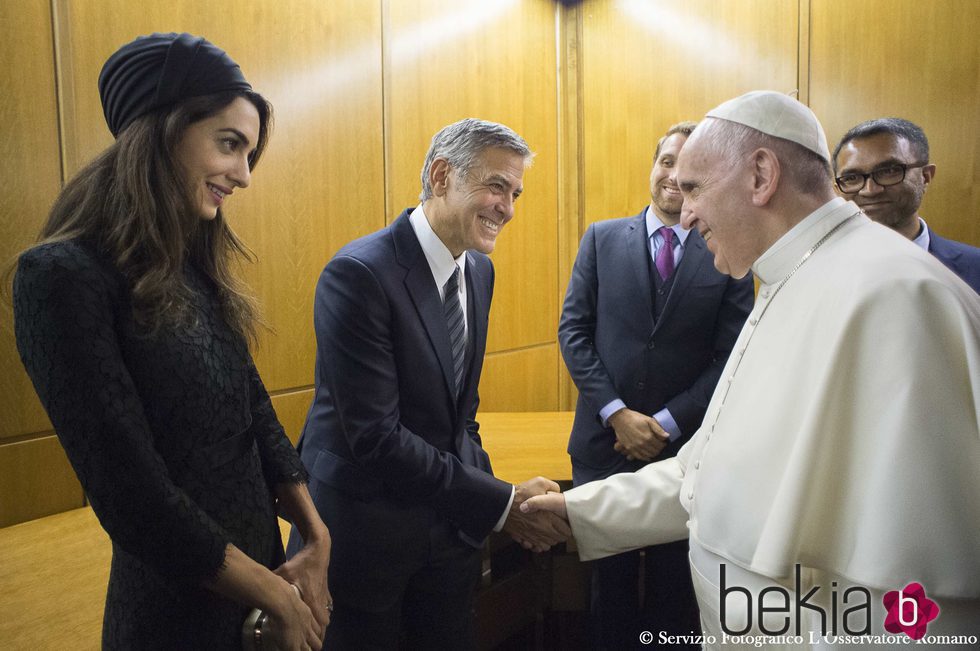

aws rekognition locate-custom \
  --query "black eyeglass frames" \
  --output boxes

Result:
[835,161,929,193]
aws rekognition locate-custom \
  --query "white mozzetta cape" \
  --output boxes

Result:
[566,198,980,599]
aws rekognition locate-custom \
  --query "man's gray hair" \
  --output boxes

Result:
[697,118,832,197]
[419,118,533,202]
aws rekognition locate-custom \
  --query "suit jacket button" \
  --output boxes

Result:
[636,381,645,389]
[647,341,655,350]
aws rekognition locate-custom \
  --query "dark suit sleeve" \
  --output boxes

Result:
[663,273,753,435]
[313,255,510,541]
[558,224,621,417]
[247,357,308,488]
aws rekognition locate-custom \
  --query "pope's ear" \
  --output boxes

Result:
[748,147,780,207]
[429,158,452,197]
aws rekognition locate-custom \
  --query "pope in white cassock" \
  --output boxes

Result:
[523,92,980,649]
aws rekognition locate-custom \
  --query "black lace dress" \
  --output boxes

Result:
[13,240,308,650]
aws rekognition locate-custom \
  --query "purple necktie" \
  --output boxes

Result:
[655,226,675,281]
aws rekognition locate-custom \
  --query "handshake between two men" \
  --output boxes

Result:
[501,477,573,553]
[497,408,671,554]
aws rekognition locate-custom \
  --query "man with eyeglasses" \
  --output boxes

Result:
[833,117,980,293]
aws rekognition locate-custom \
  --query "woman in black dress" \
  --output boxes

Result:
[12,33,330,650]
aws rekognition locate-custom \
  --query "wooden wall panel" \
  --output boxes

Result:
[51,0,386,393]
[0,0,61,440]
[578,0,799,229]
[556,4,583,410]
[0,436,84,528]
[384,0,560,358]
[479,345,559,412]
[809,0,980,246]
[270,388,314,447]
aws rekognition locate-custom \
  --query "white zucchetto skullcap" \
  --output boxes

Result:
[705,90,830,162]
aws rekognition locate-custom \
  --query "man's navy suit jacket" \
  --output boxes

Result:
[928,228,980,294]
[560,210,754,479]
[296,208,511,545]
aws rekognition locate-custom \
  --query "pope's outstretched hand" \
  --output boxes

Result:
[519,491,568,521]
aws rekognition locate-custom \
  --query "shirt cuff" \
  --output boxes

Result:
[493,486,516,532]
[653,407,682,442]
[599,399,627,427]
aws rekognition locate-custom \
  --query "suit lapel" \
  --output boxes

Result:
[392,212,457,399]
[655,229,707,332]
[626,211,655,323]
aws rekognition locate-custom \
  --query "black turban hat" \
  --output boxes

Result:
[98,32,252,137]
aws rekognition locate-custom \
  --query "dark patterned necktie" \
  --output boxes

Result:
[443,267,465,396]
[656,226,676,281]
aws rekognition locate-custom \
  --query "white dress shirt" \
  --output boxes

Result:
[409,204,514,532]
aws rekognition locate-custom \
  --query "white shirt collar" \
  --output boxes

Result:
[409,204,467,295]
[645,205,691,246]
[912,217,931,252]
[752,197,858,285]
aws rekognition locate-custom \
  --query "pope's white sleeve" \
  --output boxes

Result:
[565,455,689,561]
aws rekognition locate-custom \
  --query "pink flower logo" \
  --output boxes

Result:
[882,582,939,640]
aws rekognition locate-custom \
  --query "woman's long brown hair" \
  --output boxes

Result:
[10,90,272,343]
